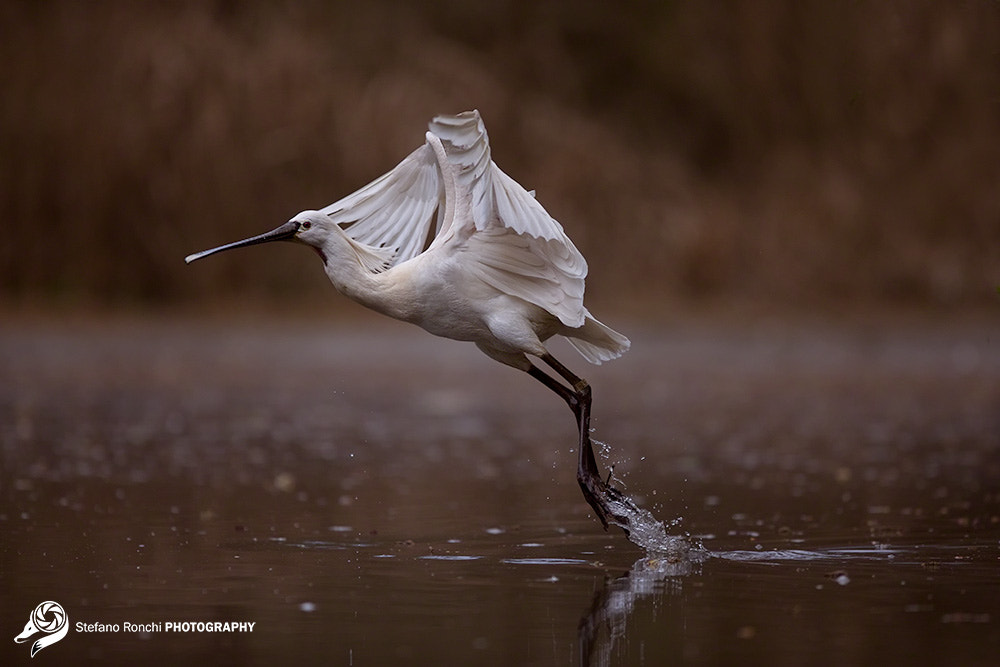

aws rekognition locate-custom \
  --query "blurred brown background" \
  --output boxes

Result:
[1,0,997,313]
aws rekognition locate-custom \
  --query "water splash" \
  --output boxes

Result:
[605,494,707,562]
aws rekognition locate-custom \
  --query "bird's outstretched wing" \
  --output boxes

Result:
[321,110,589,326]
[319,143,443,267]
[462,224,588,327]
[426,111,570,242]
[428,111,589,327]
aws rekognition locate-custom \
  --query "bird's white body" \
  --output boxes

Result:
[311,221,622,371]
[288,110,629,371]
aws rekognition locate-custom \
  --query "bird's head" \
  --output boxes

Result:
[184,211,332,264]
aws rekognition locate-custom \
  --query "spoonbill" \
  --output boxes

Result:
[186,110,636,532]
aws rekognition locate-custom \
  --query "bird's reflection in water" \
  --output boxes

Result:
[578,542,706,667]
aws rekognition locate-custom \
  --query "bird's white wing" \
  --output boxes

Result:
[319,144,442,267]
[488,165,569,241]
[430,110,590,327]
[427,112,491,232]
[463,225,588,327]
[428,111,567,242]
[320,110,590,325]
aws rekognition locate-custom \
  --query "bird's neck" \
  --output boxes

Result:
[319,230,414,321]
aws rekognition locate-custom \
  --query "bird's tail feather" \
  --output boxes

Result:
[565,315,630,365]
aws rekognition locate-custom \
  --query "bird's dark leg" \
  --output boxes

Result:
[527,353,636,532]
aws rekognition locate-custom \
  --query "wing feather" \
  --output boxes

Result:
[319,144,441,266]
[490,166,566,240]
[428,111,588,325]
[428,112,567,241]
[463,226,588,327]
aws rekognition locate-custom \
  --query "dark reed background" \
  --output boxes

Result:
[1,1,997,312]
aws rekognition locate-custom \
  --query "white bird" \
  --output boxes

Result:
[186,110,635,531]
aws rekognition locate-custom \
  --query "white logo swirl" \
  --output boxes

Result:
[14,601,69,657]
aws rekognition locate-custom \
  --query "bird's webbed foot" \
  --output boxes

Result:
[577,463,641,535]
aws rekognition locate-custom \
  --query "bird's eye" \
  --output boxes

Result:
[300,220,312,230]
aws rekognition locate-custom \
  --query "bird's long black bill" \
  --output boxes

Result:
[184,220,300,264]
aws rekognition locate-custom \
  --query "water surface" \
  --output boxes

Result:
[2,315,998,665]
